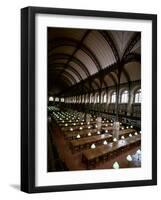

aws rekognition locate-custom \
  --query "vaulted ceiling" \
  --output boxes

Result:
[48,27,141,97]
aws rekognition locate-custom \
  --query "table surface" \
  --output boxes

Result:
[70,128,136,147]
[82,135,141,161]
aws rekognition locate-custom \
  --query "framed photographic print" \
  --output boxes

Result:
[21,6,157,193]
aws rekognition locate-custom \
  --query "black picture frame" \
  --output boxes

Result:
[21,6,157,193]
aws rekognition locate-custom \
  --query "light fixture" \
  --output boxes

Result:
[126,126,129,129]
[136,149,141,160]
[136,149,141,154]
[121,136,125,139]
[49,96,54,101]
[113,138,117,142]
[65,124,68,126]
[91,144,96,149]
[134,132,138,136]
[88,132,91,136]
[70,128,73,131]
[129,133,132,137]
[97,131,101,134]
[105,130,108,133]
[126,155,132,162]
[76,134,80,139]
[130,125,133,128]
[81,122,83,125]
[79,127,83,130]
[103,140,108,145]
[88,126,91,129]
[121,127,124,130]
[113,161,119,169]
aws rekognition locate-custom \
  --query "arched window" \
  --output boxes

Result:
[97,95,99,103]
[90,94,94,103]
[111,92,116,103]
[121,90,129,103]
[79,95,81,103]
[102,93,107,103]
[82,95,84,103]
[55,97,59,102]
[60,97,64,102]
[95,93,99,103]
[134,89,141,103]
[85,94,88,103]
[49,96,54,102]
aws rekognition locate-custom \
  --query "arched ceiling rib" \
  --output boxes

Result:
[49,45,76,56]
[104,73,116,87]
[49,63,83,81]
[130,39,141,54]
[48,27,141,96]
[53,30,91,81]
[108,31,135,59]
[123,32,141,58]
[75,49,98,75]
[51,69,77,85]
[49,38,102,71]
[49,53,90,77]
[83,31,116,68]
[69,61,87,79]
[123,62,141,81]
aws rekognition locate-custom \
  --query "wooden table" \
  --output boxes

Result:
[69,128,137,152]
[70,134,112,152]
[63,126,117,140]
[63,128,99,140]
[82,135,141,168]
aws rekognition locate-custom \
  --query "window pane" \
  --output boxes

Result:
[134,89,141,103]
[121,90,128,103]
[111,92,116,103]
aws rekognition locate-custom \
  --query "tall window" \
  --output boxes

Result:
[90,94,94,103]
[79,96,81,103]
[95,93,99,103]
[121,90,129,103]
[82,95,84,103]
[103,93,107,103]
[55,97,59,102]
[111,92,116,103]
[85,94,88,103]
[134,89,141,103]
[60,97,64,102]
[49,96,54,102]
